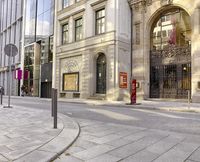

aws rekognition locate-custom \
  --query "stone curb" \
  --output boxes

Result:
[47,114,81,162]
[57,100,200,113]
[4,95,200,113]
[98,104,200,113]
[14,113,80,162]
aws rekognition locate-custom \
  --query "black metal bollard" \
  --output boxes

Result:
[52,88,57,129]
[0,93,2,105]
[51,89,54,117]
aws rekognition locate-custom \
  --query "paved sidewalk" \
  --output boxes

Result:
[0,105,80,162]
[54,119,200,162]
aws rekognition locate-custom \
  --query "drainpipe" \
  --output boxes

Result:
[141,0,146,99]
[129,3,133,101]
[130,5,133,81]
[114,0,117,100]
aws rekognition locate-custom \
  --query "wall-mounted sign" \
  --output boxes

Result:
[63,72,79,91]
[119,72,128,88]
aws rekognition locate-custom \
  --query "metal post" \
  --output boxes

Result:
[53,89,57,129]
[188,90,191,109]
[4,52,12,108]
[0,93,2,105]
[51,88,54,117]
[8,50,11,107]
[3,44,18,109]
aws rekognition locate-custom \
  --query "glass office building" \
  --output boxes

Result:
[0,0,23,96]
[23,0,54,98]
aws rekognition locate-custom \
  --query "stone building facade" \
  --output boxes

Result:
[129,0,200,102]
[53,0,132,101]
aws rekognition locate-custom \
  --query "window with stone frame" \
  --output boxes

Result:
[95,8,105,35]
[63,0,69,8]
[135,23,140,45]
[75,18,83,41]
[62,23,69,44]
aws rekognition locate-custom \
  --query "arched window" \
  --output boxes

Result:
[151,8,191,50]
[96,53,106,94]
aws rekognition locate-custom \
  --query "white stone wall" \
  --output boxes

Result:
[55,0,131,101]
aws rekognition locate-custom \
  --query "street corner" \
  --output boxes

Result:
[16,112,80,162]
[0,106,80,162]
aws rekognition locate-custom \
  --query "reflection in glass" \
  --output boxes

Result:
[24,45,34,96]
[63,0,69,8]
[62,23,69,44]
[75,18,83,41]
[24,0,54,42]
[96,8,105,35]
[25,0,37,45]
[151,9,191,50]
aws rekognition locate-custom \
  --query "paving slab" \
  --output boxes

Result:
[120,150,158,162]
[153,141,199,162]
[55,155,83,162]
[188,147,200,162]
[72,144,115,160]
[85,153,122,162]
[56,119,200,162]
[0,105,80,162]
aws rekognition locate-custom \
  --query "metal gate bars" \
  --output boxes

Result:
[150,45,191,99]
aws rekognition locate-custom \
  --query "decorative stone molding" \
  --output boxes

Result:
[90,0,107,8]
[64,60,79,73]
[160,0,173,6]
[128,0,146,12]
[135,23,141,45]
[146,0,152,6]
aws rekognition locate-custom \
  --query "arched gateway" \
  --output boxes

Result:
[150,8,191,99]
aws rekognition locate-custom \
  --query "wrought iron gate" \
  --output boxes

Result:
[150,46,191,99]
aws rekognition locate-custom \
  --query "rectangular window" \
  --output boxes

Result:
[162,30,167,37]
[62,23,69,44]
[75,18,83,41]
[63,0,69,8]
[135,23,140,45]
[63,73,79,91]
[95,8,105,35]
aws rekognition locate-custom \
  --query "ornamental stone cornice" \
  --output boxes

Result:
[128,0,146,7]
[128,0,146,11]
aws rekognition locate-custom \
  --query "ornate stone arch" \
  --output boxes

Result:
[148,6,192,98]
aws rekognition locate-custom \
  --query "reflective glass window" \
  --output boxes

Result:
[62,23,69,44]
[25,0,37,45]
[63,0,69,8]
[75,18,83,41]
[151,9,191,50]
[96,8,105,35]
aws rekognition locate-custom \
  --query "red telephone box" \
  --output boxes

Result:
[131,79,136,104]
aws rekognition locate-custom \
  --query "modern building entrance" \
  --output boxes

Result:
[150,8,191,99]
